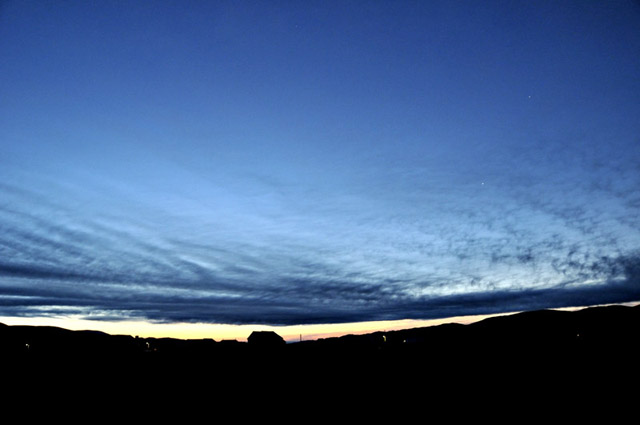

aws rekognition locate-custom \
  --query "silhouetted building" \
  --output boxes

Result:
[247,331,285,347]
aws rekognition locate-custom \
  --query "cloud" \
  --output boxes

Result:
[2,221,639,325]
[1,122,639,326]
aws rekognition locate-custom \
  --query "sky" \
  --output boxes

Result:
[1,0,639,340]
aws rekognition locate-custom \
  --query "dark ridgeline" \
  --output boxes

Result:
[2,304,640,391]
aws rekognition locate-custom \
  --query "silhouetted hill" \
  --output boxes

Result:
[2,304,639,388]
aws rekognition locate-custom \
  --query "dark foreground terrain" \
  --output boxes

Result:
[2,304,639,402]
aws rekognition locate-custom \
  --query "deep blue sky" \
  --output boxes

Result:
[1,0,639,327]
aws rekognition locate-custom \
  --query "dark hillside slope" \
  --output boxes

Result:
[1,304,639,386]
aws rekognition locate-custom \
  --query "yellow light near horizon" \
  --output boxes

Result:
[2,302,635,342]
[0,314,493,342]
[0,316,255,341]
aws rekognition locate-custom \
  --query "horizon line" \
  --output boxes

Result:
[2,301,638,343]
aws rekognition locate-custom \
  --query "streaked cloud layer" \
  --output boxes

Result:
[1,1,639,326]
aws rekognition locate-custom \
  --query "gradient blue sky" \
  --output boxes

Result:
[1,0,639,334]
